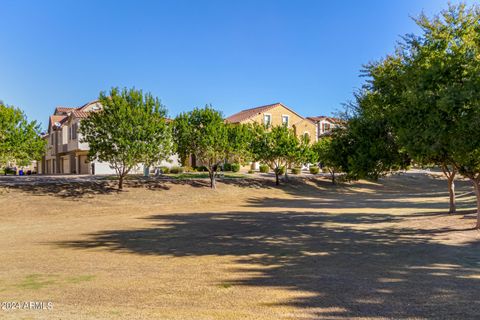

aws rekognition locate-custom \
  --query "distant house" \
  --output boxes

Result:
[306,116,343,139]
[39,100,178,175]
[225,103,317,143]
[39,100,115,174]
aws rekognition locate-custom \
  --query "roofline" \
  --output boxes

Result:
[225,102,308,123]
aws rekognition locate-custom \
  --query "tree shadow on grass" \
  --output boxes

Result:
[0,175,275,198]
[0,180,120,198]
[55,208,480,319]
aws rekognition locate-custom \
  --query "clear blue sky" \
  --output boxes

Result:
[0,0,471,129]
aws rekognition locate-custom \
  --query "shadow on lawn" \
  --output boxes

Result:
[0,175,274,198]
[56,207,480,319]
[1,180,120,198]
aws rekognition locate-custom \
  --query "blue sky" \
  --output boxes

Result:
[0,0,471,129]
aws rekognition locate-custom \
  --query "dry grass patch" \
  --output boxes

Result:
[0,173,479,319]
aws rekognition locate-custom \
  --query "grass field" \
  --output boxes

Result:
[0,172,479,319]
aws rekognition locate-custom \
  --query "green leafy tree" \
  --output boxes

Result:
[313,134,347,184]
[172,111,192,166]
[0,103,45,170]
[80,87,172,190]
[284,134,314,180]
[173,106,229,189]
[365,42,459,212]
[252,125,299,185]
[226,123,254,165]
[338,92,410,181]
[360,3,480,224]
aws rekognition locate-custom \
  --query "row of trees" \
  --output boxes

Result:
[0,102,45,171]
[81,88,328,190]
[321,3,480,228]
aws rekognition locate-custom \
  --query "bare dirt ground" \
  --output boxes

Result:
[0,172,479,320]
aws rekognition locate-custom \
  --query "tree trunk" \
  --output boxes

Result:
[330,169,335,184]
[447,174,456,214]
[209,169,216,189]
[275,172,279,186]
[441,164,456,214]
[118,175,124,190]
[472,179,480,229]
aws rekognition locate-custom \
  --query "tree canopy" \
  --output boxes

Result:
[0,103,45,169]
[252,125,301,185]
[173,106,229,189]
[345,3,480,225]
[80,87,172,190]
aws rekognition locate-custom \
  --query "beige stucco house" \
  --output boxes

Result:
[39,100,179,175]
[39,100,116,174]
[225,102,318,143]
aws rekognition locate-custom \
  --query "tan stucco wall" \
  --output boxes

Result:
[240,105,317,143]
[292,118,317,142]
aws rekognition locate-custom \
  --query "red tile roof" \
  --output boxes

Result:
[225,102,311,124]
[55,107,76,114]
[49,115,68,129]
[71,110,90,118]
[78,100,100,111]
[225,103,280,123]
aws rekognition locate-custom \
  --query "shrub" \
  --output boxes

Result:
[223,163,232,171]
[230,163,240,172]
[247,169,254,174]
[259,164,269,173]
[4,167,16,175]
[170,166,185,174]
[159,166,170,174]
[195,166,208,172]
[291,167,301,175]
[309,166,319,174]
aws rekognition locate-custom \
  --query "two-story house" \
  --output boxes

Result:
[225,103,317,142]
[222,103,317,170]
[40,100,115,174]
[40,100,179,175]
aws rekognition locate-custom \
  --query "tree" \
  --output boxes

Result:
[173,106,229,189]
[226,123,254,165]
[313,135,345,184]
[336,91,410,182]
[360,3,480,225]
[365,46,459,213]
[0,103,45,170]
[80,87,172,190]
[283,133,314,181]
[252,125,299,185]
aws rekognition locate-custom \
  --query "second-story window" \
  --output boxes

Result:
[322,122,331,132]
[282,115,289,127]
[71,123,77,140]
[264,114,271,127]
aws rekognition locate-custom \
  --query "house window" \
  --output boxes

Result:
[71,123,77,140]
[322,122,331,133]
[264,114,271,127]
[282,115,289,127]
